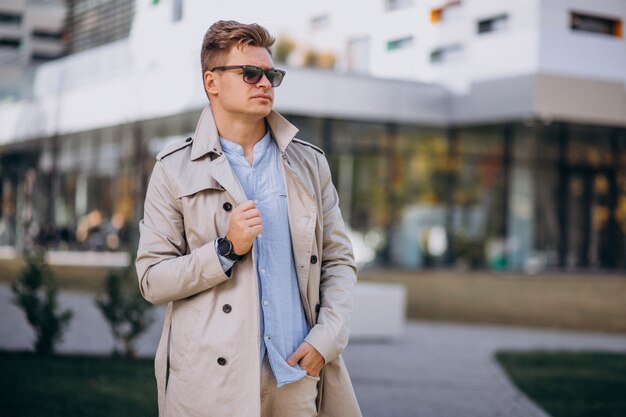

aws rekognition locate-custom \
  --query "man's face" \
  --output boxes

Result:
[205,45,275,120]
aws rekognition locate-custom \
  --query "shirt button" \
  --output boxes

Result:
[310,255,318,264]
[254,199,259,204]
[217,357,227,366]
[263,300,269,306]
[223,202,232,211]
[261,268,266,274]
[265,336,271,341]
[222,304,232,314]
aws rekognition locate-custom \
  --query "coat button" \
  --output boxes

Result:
[217,357,227,366]
[222,304,232,314]
[310,255,318,264]
[223,202,232,211]
[185,137,192,142]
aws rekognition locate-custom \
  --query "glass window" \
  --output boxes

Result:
[0,12,22,25]
[451,126,506,268]
[172,0,183,21]
[385,0,413,12]
[478,14,509,34]
[387,36,414,52]
[570,12,623,38]
[567,125,614,167]
[430,44,462,63]
[310,14,330,30]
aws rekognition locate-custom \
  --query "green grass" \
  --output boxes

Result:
[496,351,626,417]
[0,351,157,417]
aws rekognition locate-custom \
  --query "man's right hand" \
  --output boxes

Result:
[226,201,263,256]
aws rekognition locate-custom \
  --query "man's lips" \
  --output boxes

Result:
[251,94,272,101]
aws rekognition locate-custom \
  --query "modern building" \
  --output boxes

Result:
[0,0,67,101]
[0,0,625,271]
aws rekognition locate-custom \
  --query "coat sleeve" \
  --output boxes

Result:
[135,160,230,305]
[305,153,357,363]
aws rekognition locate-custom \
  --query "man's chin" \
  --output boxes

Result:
[251,106,273,118]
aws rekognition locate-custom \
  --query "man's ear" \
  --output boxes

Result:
[204,71,218,95]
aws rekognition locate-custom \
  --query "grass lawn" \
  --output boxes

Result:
[496,351,626,417]
[0,351,157,417]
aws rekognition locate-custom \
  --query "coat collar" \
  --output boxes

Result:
[190,104,299,161]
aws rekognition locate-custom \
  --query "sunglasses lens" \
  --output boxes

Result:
[266,70,284,87]
[243,67,263,84]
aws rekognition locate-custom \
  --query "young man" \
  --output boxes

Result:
[136,20,361,417]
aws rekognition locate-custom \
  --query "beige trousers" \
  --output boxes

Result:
[260,354,319,417]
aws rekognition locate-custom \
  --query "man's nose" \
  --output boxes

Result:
[257,72,272,89]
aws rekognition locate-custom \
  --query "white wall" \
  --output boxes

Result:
[538,0,626,84]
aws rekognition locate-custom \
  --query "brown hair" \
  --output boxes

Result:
[201,20,275,74]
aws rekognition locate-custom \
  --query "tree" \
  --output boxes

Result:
[96,263,154,357]
[11,253,73,354]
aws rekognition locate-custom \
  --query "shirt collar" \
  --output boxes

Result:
[219,130,271,159]
[190,104,299,161]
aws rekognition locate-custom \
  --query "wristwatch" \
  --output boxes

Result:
[217,237,244,262]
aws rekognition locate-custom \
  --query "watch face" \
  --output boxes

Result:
[218,238,232,256]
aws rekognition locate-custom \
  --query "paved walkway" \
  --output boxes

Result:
[345,323,626,417]
[2,284,626,417]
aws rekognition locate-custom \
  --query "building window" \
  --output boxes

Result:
[431,0,461,23]
[570,12,623,38]
[0,12,22,25]
[31,52,63,63]
[0,38,20,48]
[430,44,462,63]
[478,14,508,34]
[387,36,413,51]
[310,14,330,31]
[385,0,413,12]
[32,30,63,41]
[173,0,183,21]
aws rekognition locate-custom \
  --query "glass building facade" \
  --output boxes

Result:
[1,111,625,271]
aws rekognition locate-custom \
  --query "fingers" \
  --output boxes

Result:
[226,201,264,255]
[287,344,307,367]
[240,208,261,220]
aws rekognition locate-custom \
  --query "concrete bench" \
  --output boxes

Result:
[350,281,406,341]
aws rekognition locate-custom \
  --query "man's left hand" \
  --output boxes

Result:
[287,341,324,377]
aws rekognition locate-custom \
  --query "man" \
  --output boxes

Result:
[136,20,361,417]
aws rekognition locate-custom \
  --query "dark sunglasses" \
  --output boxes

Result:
[210,65,286,87]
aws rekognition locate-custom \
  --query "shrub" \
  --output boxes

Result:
[96,263,154,357]
[11,252,73,354]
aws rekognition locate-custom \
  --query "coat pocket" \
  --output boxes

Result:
[169,304,201,379]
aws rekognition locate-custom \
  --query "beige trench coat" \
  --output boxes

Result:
[136,105,362,417]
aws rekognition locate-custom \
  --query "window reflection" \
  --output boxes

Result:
[0,115,624,271]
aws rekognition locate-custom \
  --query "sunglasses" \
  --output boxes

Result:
[210,65,286,87]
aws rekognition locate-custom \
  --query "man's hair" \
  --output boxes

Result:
[201,20,275,75]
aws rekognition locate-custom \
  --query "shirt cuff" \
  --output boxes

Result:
[214,239,236,275]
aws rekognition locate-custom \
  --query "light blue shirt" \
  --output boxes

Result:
[217,131,310,387]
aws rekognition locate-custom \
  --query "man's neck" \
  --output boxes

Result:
[211,106,267,158]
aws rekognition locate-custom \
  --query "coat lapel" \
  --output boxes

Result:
[281,152,317,322]
[189,105,247,204]
[268,111,317,319]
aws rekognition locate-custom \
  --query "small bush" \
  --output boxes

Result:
[11,252,73,354]
[96,263,154,357]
